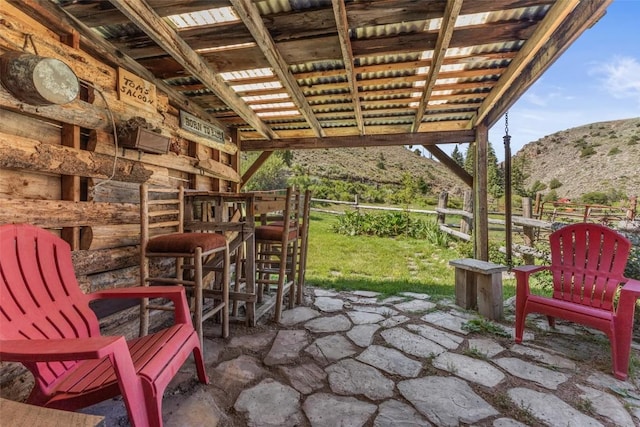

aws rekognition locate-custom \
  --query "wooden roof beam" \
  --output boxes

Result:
[108,0,278,140]
[424,145,472,188]
[229,0,325,138]
[332,0,365,135]
[411,0,463,133]
[241,130,475,151]
[241,151,273,187]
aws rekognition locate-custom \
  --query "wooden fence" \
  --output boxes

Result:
[311,191,638,264]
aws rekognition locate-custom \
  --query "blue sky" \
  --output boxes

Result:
[444,0,640,162]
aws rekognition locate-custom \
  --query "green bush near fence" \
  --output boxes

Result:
[332,210,451,247]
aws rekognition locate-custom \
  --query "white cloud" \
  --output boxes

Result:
[523,92,547,107]
[590,56,640,103]
[522,85,569,107]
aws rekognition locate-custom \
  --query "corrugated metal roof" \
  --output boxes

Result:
[45,0,600,146]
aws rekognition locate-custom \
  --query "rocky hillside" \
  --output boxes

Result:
[272,117,638,201]
[290,145,467,195]
[515,117,640,199]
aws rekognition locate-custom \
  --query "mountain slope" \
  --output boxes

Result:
[291,145,467,195]
[276,118,639,201]
[514,118,640,199]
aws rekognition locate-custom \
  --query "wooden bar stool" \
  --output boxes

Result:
[254,187,301,322]
[139,184,230,346]
[272,189,312,305]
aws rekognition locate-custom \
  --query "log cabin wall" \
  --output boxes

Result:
[0,3,239,399]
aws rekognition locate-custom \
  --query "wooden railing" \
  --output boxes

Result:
[310,192,638,264]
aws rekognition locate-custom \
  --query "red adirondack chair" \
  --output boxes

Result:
[0,224,209,426]
[514,222,640,380]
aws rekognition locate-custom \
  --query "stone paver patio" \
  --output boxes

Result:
[84,287,640,426]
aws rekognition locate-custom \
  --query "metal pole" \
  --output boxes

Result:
[503,113,513,268]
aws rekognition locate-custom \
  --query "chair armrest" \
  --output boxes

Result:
[87,286,191,324]
[622,278,640,293]
[512,265,549,275]
[0,336,124,362]
[617,278,640,317]
[88,286,186,301]
[620,278,640,299]
[512,265,550,295]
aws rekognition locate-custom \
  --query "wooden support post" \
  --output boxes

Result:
[474,123,489,261]
[230,128,241,193]
[437,191,448,225]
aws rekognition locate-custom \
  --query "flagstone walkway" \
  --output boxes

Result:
[86,287,640,426]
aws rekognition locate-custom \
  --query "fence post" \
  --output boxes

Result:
[437,191,448,225]
[534,192,542,218]
[460,190,473,235]
[627,196,637,221]
[522,197,535,265]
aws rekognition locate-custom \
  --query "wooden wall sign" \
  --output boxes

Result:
[180,110,225,144]
[117,67,156,112]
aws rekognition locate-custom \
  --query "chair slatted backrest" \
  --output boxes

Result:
[252,189,288,224]
[281,187,301,238]
[549,223,631,310]
[140,184,184,246]
[0,224,100,388]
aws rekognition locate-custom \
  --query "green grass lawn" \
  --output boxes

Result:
[304,211,517,300]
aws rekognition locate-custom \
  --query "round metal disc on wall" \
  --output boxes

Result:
[0,52,79,105]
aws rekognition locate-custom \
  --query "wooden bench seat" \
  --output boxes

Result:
[449,258,508,320]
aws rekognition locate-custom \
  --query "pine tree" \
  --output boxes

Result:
[487,143,504,199]
[511,156,530,197]
[451,145,464,166]
[463,143,475,175]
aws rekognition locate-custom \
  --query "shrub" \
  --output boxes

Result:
[455,240,473,258]
[543,190,559,202]
[608,147,621,155]
[530,180,547,193]
[549,178,562,189]
[573,138,587,148]
[581,191,609,205]
[580,146,596,157]
[626,246,640,280]
[332,210,366,236]
[332,210,451,246]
